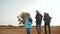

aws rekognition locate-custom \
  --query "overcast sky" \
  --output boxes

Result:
[0,0,60,26]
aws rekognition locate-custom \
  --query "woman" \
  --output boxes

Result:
[24,13,32,34]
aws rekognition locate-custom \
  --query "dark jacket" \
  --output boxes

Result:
[35,13,43,23]
[44,14,52,23]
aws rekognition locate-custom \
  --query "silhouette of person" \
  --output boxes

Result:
[35,10,43,34]
[43,12,52,34]
[24,13,32,34]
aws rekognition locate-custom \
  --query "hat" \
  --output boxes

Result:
[44,12,47,14]
[36,10,39,12]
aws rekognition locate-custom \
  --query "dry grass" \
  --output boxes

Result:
[0,26,60,34]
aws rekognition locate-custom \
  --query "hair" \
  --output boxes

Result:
[36,10,39,13]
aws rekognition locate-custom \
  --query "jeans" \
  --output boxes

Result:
[26,28,31,34]
[36,21,42,34]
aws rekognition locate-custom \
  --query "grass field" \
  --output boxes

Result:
[0,26,60,34]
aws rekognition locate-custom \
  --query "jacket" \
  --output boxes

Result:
[24,16,32,28]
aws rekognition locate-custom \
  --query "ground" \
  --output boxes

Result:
[0,26,60,34]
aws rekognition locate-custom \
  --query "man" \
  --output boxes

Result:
[35,10,43,34]
[43,13,52,34]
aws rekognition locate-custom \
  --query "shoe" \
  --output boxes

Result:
[38,31,40,34]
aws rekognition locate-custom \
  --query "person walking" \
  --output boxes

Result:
[24,13,32,34]
[43,13,52,34]
[35,10,43,34]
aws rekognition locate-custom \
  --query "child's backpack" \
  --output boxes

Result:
[29,18,32,24]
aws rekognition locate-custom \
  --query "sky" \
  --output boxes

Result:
[0,0,60,26]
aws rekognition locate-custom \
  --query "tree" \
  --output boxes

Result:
[17,12,29,25]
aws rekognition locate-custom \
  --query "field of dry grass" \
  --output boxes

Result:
[0,26,60,34]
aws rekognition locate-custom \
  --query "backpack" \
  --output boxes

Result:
[29,18,32,24]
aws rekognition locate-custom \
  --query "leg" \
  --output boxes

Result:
[39,23,42,34]
[36,23,40,34]
[28,28,30,34]
[26,28,30,34]
[48,23,51,34]
[36,23,39,31]
[44,23,47,34]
